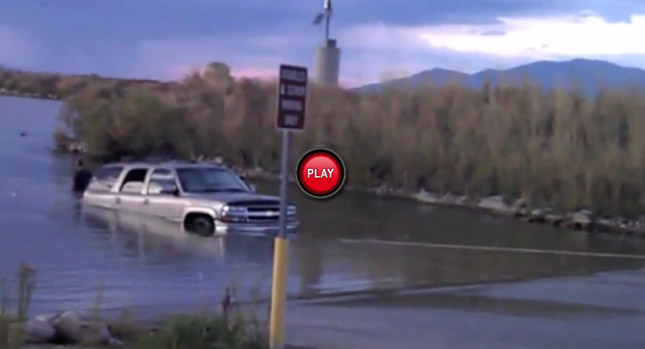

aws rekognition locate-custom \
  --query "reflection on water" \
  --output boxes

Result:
[2,95,645,317]
[82,207,228,262]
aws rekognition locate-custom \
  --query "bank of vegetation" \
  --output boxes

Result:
[0,264,289,349]
[0,67,173,100]
[51,61,645,224]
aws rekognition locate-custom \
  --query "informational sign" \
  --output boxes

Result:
[271,63,308,349]
[277,64,308,130]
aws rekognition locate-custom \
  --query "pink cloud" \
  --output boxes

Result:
[231,67,277,80]
[339,76,370,88]
[164,64,367,88]
[163,65,279,82]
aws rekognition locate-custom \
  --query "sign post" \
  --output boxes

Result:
[269,64,308,349]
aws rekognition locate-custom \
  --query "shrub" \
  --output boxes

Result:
[57,62,645,217]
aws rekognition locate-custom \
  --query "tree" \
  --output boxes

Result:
[203,62,233,94]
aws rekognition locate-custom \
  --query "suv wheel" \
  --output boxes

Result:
[187,216,215,236]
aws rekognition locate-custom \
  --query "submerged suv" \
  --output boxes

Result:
[81,161,299,236]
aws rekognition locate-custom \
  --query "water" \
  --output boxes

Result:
[2,95,645,318]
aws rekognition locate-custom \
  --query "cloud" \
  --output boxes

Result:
[6,0,643,86]
[135,31,318,80]
[333,10,645,85]
[339,76,370,88]
[342,11,645,58]
[336,23,533,84]
[231,68,278,80]
[417,12,645,57]
[334,0,645,26]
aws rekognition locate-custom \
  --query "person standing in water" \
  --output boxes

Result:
[72,158,93,193]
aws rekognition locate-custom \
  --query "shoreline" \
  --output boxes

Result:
[0,90,61,101]
[49,136,645,241]
[51,146,645,240]
[235,167,645,240]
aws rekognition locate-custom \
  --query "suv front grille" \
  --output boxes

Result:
[246,206,280,222]
[227,200,282,223]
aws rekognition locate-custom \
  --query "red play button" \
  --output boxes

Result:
[296,147,346,199]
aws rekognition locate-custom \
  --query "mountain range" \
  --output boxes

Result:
[356,59,645,96]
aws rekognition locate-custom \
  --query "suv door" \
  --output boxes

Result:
[144,168,185,221]
[116,167,149,213]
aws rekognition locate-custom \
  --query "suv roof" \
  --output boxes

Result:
[103,161,228,170]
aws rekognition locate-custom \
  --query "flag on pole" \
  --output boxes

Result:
[313,0,332,25]
[313,12,325,25]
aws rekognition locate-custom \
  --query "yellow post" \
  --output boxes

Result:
[269,236,289,349]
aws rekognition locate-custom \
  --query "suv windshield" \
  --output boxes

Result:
[176,167,250,193]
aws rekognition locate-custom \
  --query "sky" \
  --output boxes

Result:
[2,0,645,87]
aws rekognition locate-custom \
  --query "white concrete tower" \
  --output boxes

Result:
[312,0,341,86]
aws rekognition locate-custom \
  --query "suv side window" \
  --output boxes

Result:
[119,168,149,194]
[87,166,123,192]
[147,168,178,195]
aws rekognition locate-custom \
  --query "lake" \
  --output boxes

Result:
[1,95,645,318]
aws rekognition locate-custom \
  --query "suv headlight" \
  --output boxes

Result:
[220,204,248,223]
[221,204,247,215]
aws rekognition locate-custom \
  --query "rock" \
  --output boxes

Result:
[512,198,528,210]
[595,218,615,228]
[391,188,407,197]
[632,218,645,233]
[617,218,631,229]
[565,210,594,230]
[513,208,530,218]
[454,195,469,206]
[51,311,114,345]
[371,185,390,196]
[478,196,514,214]
[7,317,57,345]
[636,216,645,226]
[25,317,57,343]
[415,190,441,204]
[35,313,60,324]
[544,213,564,226]
[440,193,465,206]
[527,208,551,223]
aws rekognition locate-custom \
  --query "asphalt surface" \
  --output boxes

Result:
[285,268,645,349]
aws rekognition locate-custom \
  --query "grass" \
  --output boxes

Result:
[0,263,36,348]
[0,276,8,346]
[131,312,264,349]
[113,283,269,349]
[0,264,279,349]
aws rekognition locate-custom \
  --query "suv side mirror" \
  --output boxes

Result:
[240,176,255,192]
